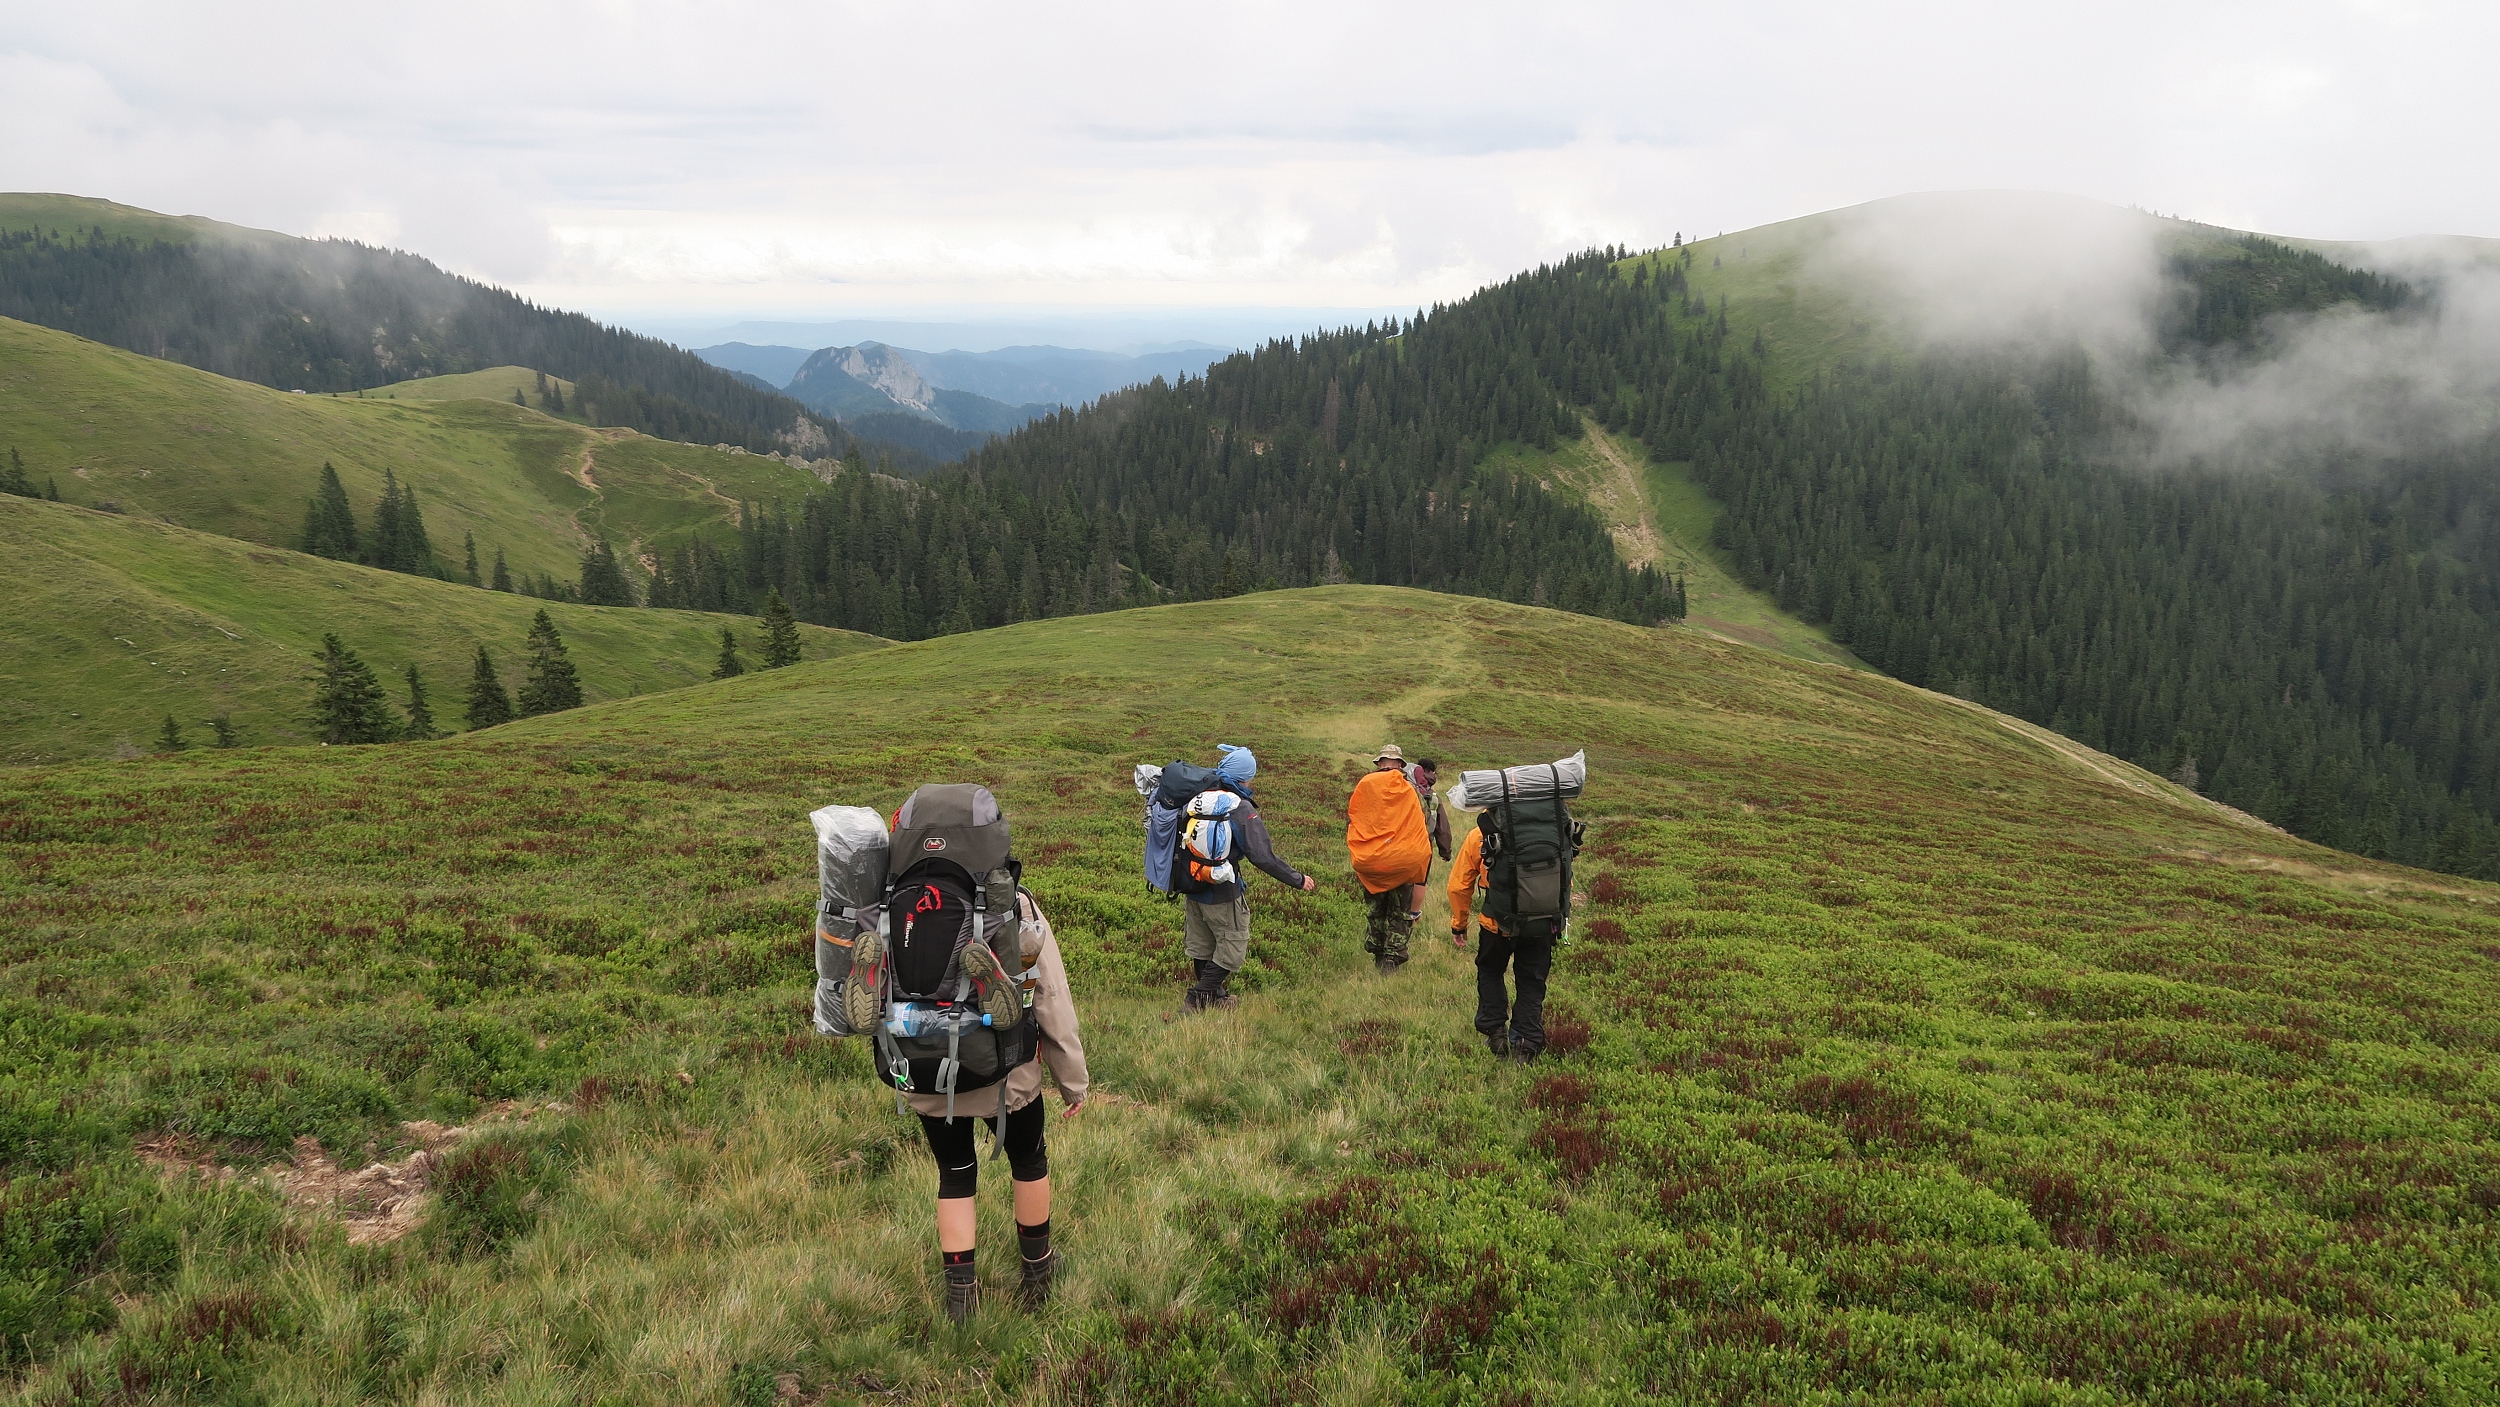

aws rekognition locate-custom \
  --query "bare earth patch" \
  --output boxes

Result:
[137,1101,564,1245]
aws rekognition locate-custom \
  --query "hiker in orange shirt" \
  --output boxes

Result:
[1346,744,1432,974]
[1445,784,1547,1060]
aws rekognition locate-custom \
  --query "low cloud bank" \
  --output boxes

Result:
[1804,192,2500,468]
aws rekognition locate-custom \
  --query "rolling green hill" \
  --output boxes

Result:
[3,586,2494,1402]
[354,365,578,412]
[0,494,882,761]
[0,316,830,585]
[0,192,277,248]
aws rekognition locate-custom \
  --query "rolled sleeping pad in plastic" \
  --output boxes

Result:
[1457,750,1587,809]
[811,803,890,958]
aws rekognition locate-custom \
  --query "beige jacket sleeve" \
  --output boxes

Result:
[901,890,1088,1119]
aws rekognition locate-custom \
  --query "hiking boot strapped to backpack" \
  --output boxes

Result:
[845,784,1042,1153]
[1478,763,1587,940]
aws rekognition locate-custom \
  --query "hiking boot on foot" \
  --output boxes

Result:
[1507,1042,1541,1065]
[1017,1248,1061,1310]
[961,939,1024,1030]
[1181,987,1209,1014]
[1486,1031,1511,1058]
[945,1274,981,1324]
[1375,958,1403,976]
[1210,992,1240,1010]
[843,925,885,1032]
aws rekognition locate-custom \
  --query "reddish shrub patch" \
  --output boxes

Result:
[1544,1015,1592,1056]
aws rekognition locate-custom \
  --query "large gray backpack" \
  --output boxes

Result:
[845,786,1041,1141]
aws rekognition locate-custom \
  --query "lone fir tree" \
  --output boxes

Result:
[760,588,802,668]
[463,531,482,587]
[208,715,239,749]
[309,634,397,744]
[156,714,188,752]
[490,546,513,592]
[517,610,583,715]
[711,625,745,680]
[465,645,515,730]
[402,663,442,740]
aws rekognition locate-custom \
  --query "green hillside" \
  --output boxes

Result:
[4,587,2494,1403]
[0,316,828,584]
[354,365,579,412]
[0,495,882,761]
[0,192,275,247]
[1484,422,1860,668]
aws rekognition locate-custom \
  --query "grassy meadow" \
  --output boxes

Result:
[3,585,2495,1404]
[0,496,878,762]
[0,317,828,584]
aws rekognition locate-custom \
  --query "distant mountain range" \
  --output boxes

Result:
[694,338,1232,445]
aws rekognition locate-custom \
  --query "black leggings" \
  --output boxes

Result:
[921,1098,1047,1198]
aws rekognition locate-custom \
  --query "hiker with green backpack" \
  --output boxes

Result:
[812,785,1088,1324]
[1445,753,1587,1061]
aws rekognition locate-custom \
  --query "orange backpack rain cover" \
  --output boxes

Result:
[1345,769,1432,895]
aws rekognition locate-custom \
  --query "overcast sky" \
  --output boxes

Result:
[5,0,2495,337]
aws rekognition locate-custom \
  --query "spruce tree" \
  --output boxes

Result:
[309,634,397,744]
[392,477,436,576]
[465,645,515,729]
[711,625,745,679]
[2,446,27,497]
[300,462,358,560]
[490,546,513,592]
[402,663,441,740]
[463,532,481,587]
[517,609,584,715]
[578,538,634,606]
[760,588,802,667]
[208,715,238,748]
[156,714,188,752]
[44,476,60,501]
[513,388,526,406]
[367,468,403,568]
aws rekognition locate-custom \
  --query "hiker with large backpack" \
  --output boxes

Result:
[1445,754,1586,1060]
[816,784,1089,1324]
[1406,757,1454,921]
[1135,744,1318,1012]
[1346,743,1433,974]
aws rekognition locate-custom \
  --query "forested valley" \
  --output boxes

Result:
[664,234,2495,878]
[15,196,2491,877]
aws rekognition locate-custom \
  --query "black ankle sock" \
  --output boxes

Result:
[1017,1219,1051,1262]
[943,1248,976,1283]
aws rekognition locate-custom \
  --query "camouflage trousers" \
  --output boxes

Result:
[1363,885,1415,965]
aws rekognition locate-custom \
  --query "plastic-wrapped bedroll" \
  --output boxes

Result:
[811,804,890,941]
[1458,750,1588,809]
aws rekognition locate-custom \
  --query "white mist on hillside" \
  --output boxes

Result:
[1803,192,2500,467]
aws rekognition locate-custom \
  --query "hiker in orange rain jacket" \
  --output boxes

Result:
[1346,744,1432,974]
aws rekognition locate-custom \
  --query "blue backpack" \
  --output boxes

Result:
[1142,761,1245,895]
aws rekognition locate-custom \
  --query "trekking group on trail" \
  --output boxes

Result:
[807,743,1582,1325]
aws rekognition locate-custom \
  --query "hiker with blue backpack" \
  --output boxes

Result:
[1135,744,1319,1012]
[810,785,1088,1325]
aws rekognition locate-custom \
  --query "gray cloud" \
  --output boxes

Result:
[1799,192,2500,470]
[3,1,2498,328]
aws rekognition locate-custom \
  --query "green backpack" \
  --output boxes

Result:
[1478,765,1586,940]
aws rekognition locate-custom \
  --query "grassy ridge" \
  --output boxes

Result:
[0,317,827,582]
[353,366,579,412]
[0,496,882,761]
[1484,422,1861,668]
[3,587,2494,1402]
